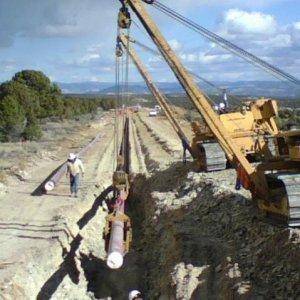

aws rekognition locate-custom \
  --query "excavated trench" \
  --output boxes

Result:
[126,164,227,299]
[75,164,192,300]
[76,164,230,299]
[78,163,300,300]
[30,161,299,300]
[80,251,143,299]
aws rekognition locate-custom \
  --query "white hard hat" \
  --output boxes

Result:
[219,102,225,109]
[129,290,141,300]
[68,153,76,160]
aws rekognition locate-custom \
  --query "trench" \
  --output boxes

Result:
[72,162,300,300]
[76,163,228,300]
[34,161,299,299]
[125,166,229,299]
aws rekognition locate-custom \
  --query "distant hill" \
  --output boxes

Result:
[100,84,150,95]
[57,81,300,98]
[57,82,113,94]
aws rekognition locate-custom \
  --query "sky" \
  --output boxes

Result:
[0,0,299,83]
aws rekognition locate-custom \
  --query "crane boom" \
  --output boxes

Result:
[125,0,268,197]
[118,34,194,157]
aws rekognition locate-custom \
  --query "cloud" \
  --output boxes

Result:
[36,25,85,38]
[254,34,292,48]
[0,1,298,82]
[0,59,16,72]
[160,0,285,11]
[294,22,300,30]
[0,0,283,48]
[78,53,101,64]
[222,9,277,35]
[0,0,119,47]
[168,39,182,51]
[215,9,299,64]
[146,6,300,82]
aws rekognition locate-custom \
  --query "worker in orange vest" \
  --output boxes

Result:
[235,163,251,190]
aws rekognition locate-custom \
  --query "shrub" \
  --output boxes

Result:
[0,80,41,119]
[0,95,26,141]
[100,98,116,110]
[13,70,53,94]
[22,121,42,141]
[0,70,113,141]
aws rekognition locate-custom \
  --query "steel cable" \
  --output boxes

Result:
[152,1,299,85]
[130,36,242,106]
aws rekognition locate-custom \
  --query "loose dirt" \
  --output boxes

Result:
[0,108,299,299]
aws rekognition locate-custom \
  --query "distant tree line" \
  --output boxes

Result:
[277,107,300,130]
[0,70,116,142]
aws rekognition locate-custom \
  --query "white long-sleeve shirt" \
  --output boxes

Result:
[67,158,84,176]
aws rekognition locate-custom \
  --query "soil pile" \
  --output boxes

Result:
[130,165,300,299]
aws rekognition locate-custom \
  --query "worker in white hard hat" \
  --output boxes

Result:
[128,290,143,300]
[218,102,227,114]
[66,153,84,198]
[222,89,229,108]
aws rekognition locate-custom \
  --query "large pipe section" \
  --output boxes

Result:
[106,116,132,269]
[44,133,101,192]
[106,191,127,269]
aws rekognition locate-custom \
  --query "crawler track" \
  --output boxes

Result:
[267,173,300,227]
[201,142,227,171]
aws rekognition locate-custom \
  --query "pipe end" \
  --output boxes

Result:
[107,252,124,269]
[44,181,55,191]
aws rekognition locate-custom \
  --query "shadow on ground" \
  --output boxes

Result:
[31,163,65,196]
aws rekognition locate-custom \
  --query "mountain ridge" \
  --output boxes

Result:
[57,81,300,98]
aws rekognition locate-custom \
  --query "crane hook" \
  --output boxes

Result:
[116,37,123,58]
[118,2,132,29]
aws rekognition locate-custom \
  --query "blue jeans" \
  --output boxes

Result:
[70,174,80,194]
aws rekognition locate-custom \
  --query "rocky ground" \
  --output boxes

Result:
[0,112,116,299]
[130,166,300,299]
[0,108,299,299]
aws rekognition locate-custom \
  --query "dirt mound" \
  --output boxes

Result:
[129,166,300,299]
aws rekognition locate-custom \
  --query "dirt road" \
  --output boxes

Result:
[0,113,118,298]
[0,109,182,299]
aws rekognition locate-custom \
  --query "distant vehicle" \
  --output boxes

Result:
[155,105,161,112]
[149,110,158,117]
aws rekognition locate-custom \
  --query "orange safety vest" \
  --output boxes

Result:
[237,164,251,190]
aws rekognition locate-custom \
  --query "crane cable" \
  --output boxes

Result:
[130,37,242,106]
[131,2,274,136]
[125,35,256,135]
[150,1,299,85]
[114,26,122,170]
[121,27,131,157]
[130,20,230,104]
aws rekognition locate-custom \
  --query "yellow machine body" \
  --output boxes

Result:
[276,130,300,161]
[192,99,279,159]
